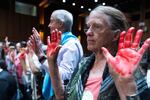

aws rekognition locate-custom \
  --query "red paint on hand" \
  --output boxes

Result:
[102,27,150,77]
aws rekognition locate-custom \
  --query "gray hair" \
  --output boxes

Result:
[52,10,73,32]
[92,5,129,32]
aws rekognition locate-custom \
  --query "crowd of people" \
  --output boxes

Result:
[0,5,150,100]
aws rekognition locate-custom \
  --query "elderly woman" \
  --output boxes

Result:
[47,5,150,100]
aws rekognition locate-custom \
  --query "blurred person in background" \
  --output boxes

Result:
[0,59,17,100]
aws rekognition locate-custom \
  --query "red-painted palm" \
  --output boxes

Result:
[102,27,150,77]
[46,29,64,99]
[46,29,62,61]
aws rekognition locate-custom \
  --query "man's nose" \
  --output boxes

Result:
[48,23,51,27]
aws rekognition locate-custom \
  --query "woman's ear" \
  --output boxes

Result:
[112,29,121,41]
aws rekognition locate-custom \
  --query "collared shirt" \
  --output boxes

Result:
[42,32,83,99]
[43,32,83,80]
[58,32,83,80]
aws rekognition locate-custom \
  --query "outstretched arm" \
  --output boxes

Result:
[46,29,64,100]
[102,27,150,100]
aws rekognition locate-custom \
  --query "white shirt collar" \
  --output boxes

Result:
[0,68,3,72]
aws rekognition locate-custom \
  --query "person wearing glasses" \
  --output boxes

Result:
[47,5,150,100]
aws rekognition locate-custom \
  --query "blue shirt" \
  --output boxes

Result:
[42,32,83,100]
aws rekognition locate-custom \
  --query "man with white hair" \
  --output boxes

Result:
[30,9,83,100]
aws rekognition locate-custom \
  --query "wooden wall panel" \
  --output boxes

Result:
[0,8,38,42]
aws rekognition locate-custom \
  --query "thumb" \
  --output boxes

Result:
[55,45,62,52]
[102,47,122,74]
[101,47,113,60]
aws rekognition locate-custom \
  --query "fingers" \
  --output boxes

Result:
[57,31,62,44]
[53,30,57,42]
[101,47,117,71]
[27,40,34,52]
[138,38,150,55]
[27,40,31,50]
[32,27,41,42]
[118,31,126,50]
[19,52,25,60]
[131,29,143,49]
[32,27,40,36]
[101,47,114,61]
[47,36,51,45]
[51,29,62,43]
[31,28,44,55]
[118,27,142,51]
[51,30,55,42]
[124,27,135,48]
[55,45,62,53]
[51,29,58,42]
[29,35,35,51]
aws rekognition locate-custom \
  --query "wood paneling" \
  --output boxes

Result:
[0,8,38,42]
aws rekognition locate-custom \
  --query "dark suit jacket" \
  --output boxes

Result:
[0,70,17,100]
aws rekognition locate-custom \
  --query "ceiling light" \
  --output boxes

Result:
[102,2,106,5]
[81,6,84,9]
[62,0,66,3]
[88,8,91,11]
[72,3,75,6]
[94,0,98,2]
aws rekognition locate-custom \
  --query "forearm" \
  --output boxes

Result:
[48,60,65,100]
[35,43,46,59]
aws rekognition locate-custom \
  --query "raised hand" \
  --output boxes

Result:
[27,40,34,57]
[102,27,150,77]
[18,50,28,72]
[26,40,40,73]
[46,29,61,62]
[29,27,44,58]
[19,52,26,60]
[4,36,9,46]
[46,29,64,100]
[9,49,16,63]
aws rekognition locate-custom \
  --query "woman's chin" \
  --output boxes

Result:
[87,46,94,51]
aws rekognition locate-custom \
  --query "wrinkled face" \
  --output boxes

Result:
[85,12,113,53]
[48,15,61,33]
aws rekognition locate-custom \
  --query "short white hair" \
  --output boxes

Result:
[52,9,73,32]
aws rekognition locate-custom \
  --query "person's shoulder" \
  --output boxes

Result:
[0,70,10,77]
[61,39,82,51]
[64,38,80,45]
[0,70,16,82]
